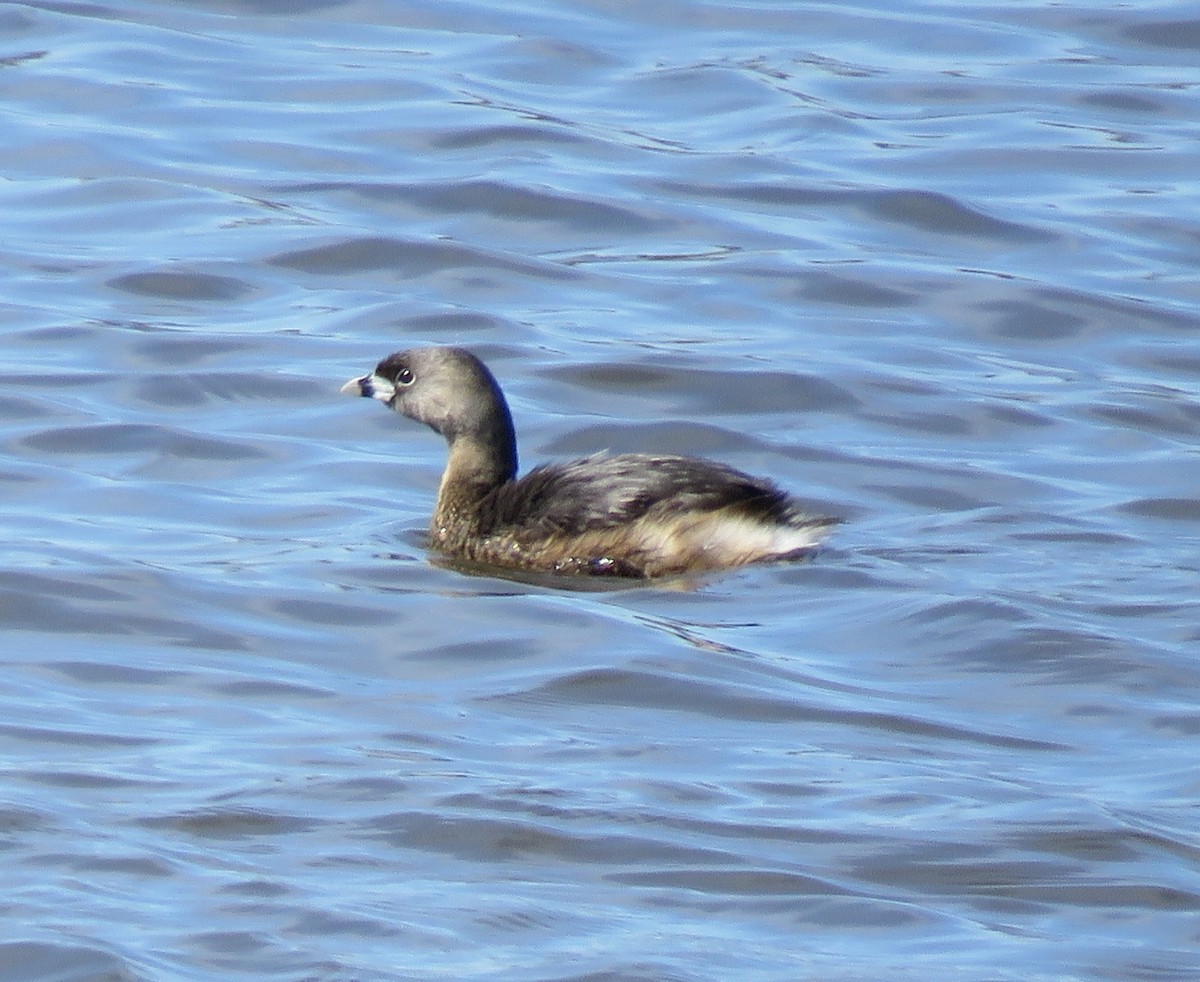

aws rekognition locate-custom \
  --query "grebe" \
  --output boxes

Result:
[342,347,836,578]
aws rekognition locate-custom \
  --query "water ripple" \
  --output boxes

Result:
[1,1,1197,979]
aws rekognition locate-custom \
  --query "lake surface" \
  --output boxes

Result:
[2,1,1198,979]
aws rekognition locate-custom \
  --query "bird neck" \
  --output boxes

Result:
[431,410,517,543]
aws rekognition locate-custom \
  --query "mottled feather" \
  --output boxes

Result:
[481,452,813,536]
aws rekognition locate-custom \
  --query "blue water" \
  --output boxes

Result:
[2,2,1198,980]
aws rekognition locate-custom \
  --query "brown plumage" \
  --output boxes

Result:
[341,347,836,578]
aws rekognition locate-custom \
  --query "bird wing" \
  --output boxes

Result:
[481,453,810,536]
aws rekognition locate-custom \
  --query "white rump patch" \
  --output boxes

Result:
[622,511,831,573]
[691,514,830,563]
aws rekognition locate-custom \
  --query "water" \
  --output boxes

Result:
[2,1,1198,979]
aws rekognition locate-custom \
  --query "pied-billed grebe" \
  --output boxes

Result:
[341,347,836,578]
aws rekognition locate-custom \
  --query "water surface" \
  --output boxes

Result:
[1,2,1198,980]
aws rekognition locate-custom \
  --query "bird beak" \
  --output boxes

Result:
[341,373,396,404]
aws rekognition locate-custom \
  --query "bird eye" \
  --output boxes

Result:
[397,368,415,386]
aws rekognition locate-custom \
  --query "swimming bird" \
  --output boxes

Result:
[341,347,836,578]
